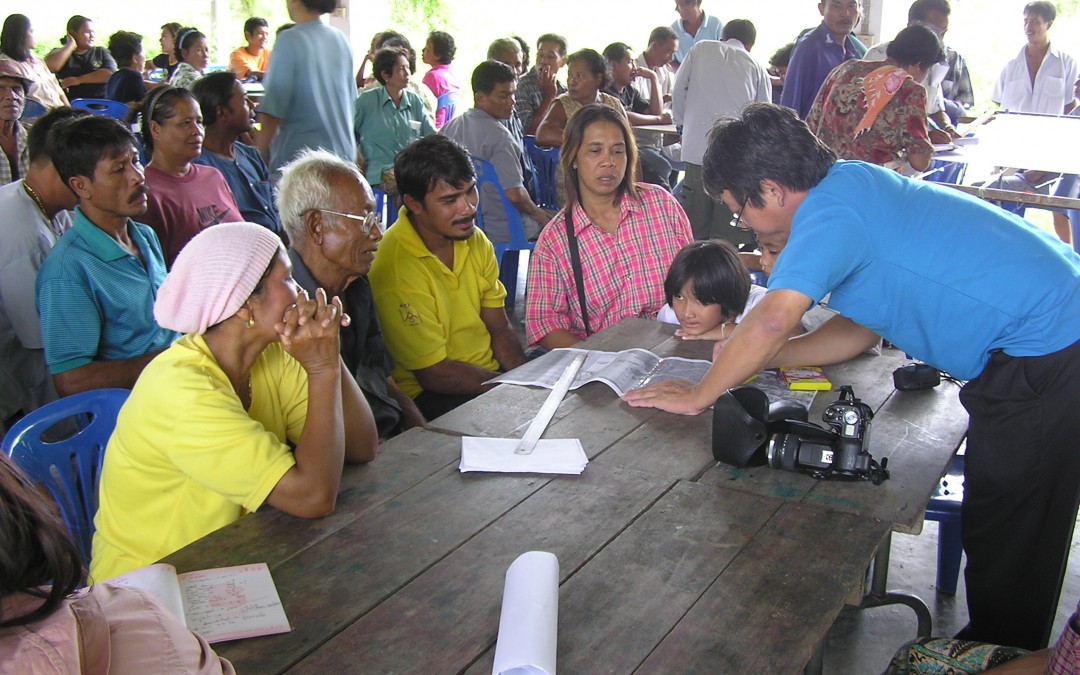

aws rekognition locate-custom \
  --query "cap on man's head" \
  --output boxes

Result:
[0,59,31,93]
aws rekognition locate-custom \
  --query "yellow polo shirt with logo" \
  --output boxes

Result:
[368,208,506,398]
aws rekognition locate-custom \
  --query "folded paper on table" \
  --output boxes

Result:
[492,551,560,675]
[461,437,587,474]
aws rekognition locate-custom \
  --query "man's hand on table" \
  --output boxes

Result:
[622,379,709,415]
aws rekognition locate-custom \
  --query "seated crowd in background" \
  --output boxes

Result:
[2,3,1080,670]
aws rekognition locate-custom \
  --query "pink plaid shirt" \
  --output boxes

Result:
[525,184,693,345]
[1047,597,1080,674]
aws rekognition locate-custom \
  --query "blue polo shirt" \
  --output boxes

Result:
[354,86,436,186]
[671,12,724,65]
[767,161,1080,379]
[780,22,864,118]
[35,207,179,374]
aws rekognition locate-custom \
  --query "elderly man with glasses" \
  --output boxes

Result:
[278,148,424,439]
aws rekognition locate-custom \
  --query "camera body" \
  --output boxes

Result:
[766,386,889,484]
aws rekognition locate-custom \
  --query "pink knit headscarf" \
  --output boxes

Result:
[154,222,283,335]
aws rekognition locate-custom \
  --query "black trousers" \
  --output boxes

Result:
[414,390,477,421]
[958,338,1080,650]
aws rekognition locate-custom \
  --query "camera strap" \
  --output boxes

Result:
[564,203,592,336]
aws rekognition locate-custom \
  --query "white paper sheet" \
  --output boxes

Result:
[492,551,560,675]
[460,437,587,474]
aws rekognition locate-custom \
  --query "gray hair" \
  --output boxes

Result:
[275,148,369,245]
[486,37,520,60]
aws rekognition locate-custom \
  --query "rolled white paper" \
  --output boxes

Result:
[492,551,560,675]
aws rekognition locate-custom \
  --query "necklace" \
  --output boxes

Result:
[22,179,48,222]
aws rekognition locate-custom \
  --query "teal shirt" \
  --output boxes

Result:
[354,86,436,186]
[35,207,179,374]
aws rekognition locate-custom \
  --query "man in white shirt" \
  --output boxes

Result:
[633,27,678,104]
[0,107,85,428]
[671,21,770,243]
[992,1,1077,114]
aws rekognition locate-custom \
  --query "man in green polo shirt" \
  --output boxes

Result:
[35,116,178,396]
[367,135,526,419]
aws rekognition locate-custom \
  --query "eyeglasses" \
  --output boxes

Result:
[314,209,384,236]
[729,196,751,231]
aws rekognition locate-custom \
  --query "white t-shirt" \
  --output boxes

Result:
[657,284,768,326]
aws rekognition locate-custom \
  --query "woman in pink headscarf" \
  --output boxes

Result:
[90,222,378,582]
[806,24,944,173]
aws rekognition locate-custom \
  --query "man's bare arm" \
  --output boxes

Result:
[481,306,526,372]
[52,349,166,397]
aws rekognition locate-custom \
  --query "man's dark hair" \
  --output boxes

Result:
[427,30,456,64]
[0,14,32,62]
[908,0,950,22]
[512,35,531,70]
[107,30,142,68]
[886,24,945,70]
[66,15,90,35]
[191,71,238,126]
[703,103,836,208]
[537,33,568,56]
[53,115,138,186]
[770,42,795,68]
[648,26,679,46]
[721,19,757,48]
[377,30,405,49]
[139,86,198,157]
[1024,1,1056,22]
[297,0,336,14]
[373,47,409,86]
[276,23,295,35]
[395,135,476,211]
[602,42,632,64]
[472,60,515,96]
[174,27,205,62]
[244,17,269,35]
[663,240,751,319]
[567,49,608,90]
[28,107,91,164]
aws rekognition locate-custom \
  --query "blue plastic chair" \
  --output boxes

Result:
[2,389,130,565]
[21,98,47,123]
[70,98,130,120]
[523,136,560,211]
[472,158,535,306]
[436,91,458,128]
[372,186,399,227]
[925,453,965,594]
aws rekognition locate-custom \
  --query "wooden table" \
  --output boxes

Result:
[165,318,967,673]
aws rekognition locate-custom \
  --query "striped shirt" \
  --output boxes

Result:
[35,207,179,374]
[525,184,693,345]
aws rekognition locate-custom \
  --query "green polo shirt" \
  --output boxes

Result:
[35,207,179,374]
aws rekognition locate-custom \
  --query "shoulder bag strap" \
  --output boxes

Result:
[563,203,591,336]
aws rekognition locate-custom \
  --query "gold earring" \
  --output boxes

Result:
[247,316,255,329]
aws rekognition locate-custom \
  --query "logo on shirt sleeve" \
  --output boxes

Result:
[398,304,421,326]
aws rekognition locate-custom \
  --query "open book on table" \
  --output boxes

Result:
[489,347,816,409]
[106,562,290,643]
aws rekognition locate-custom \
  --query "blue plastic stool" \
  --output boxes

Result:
[925,453,965,595]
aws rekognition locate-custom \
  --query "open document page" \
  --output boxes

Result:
[106,562,290,643]
[490,348,816,408]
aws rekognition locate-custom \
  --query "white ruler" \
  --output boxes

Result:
[515,353,587,455]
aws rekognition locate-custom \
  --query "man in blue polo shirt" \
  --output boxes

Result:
[781,0,866,118]
[625,103,1080,652]
[35,116,178,397]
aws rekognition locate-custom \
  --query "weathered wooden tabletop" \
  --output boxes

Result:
[165,318,968,673]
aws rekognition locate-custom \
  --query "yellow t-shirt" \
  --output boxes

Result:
[228,47,270,80]
[367,209,506,398]
[89,334,306,581]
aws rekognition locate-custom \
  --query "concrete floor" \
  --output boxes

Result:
[504,253,1079,674]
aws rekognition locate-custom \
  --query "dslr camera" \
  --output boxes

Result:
[766,386,889,484]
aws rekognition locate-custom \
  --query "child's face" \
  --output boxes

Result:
[757,231,789,275]
[672,282,726,336]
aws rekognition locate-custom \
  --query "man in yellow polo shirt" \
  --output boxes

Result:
[368,135,526,419]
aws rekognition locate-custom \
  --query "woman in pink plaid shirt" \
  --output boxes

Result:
[525,104,692,349]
